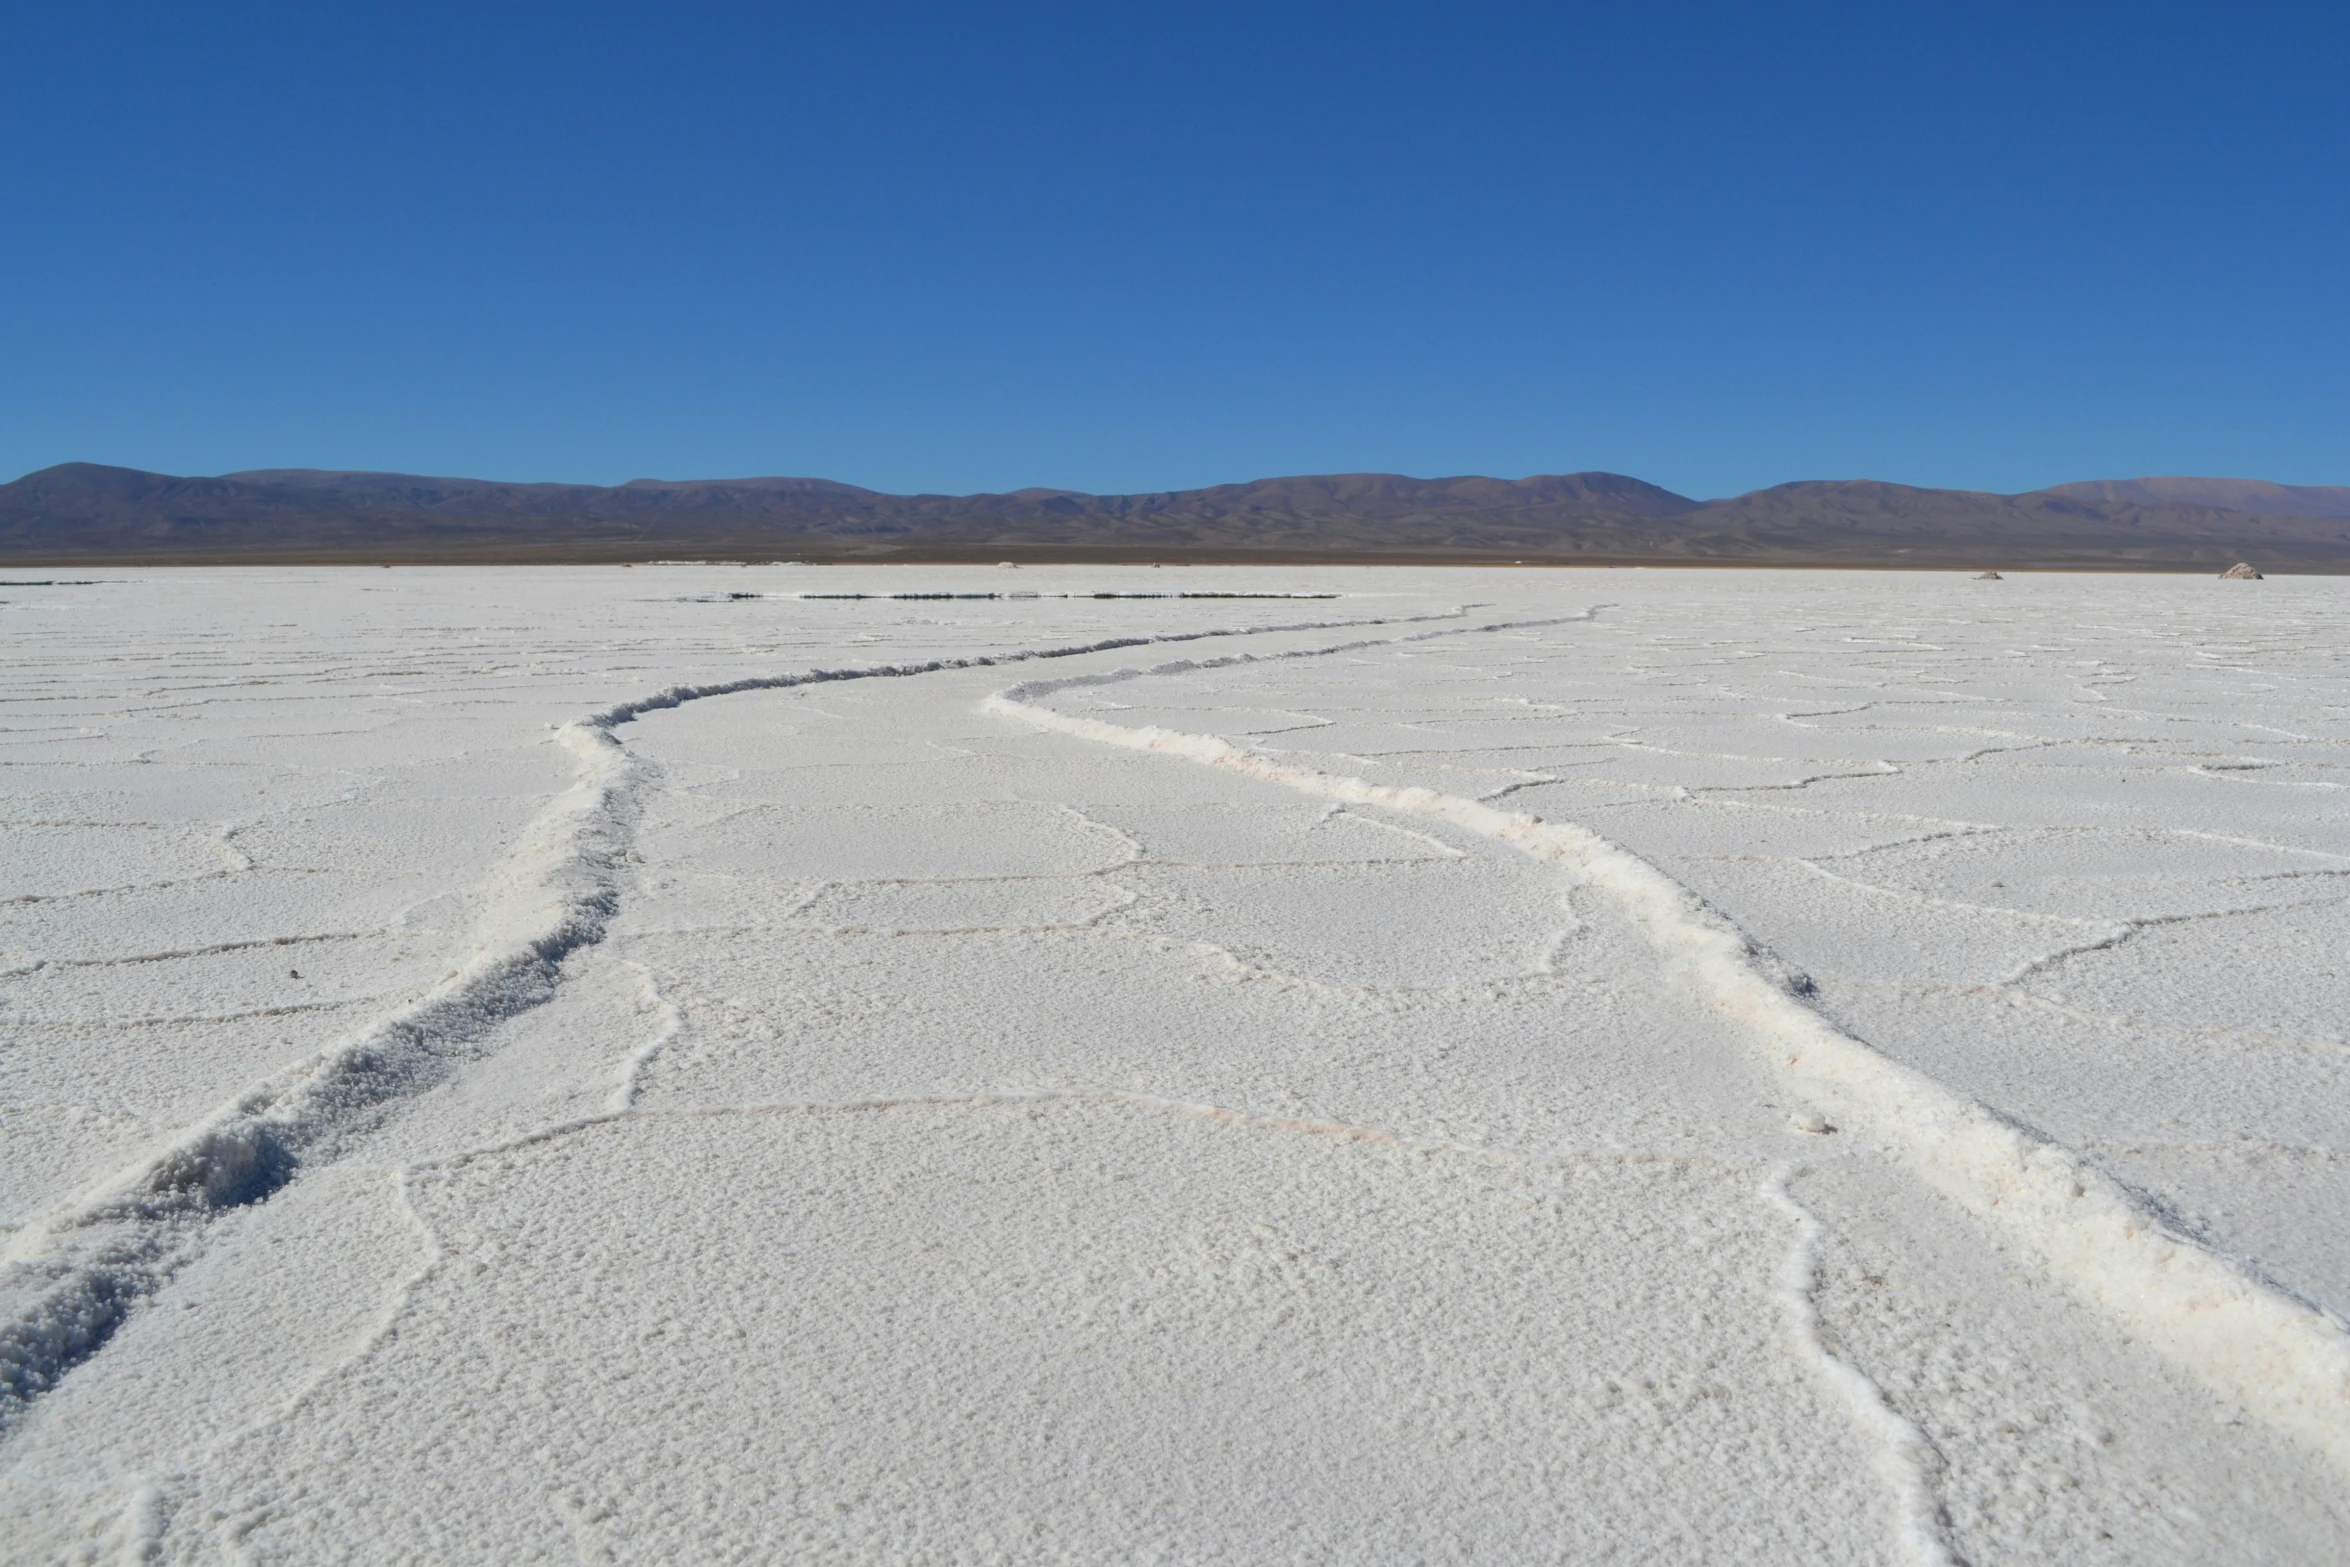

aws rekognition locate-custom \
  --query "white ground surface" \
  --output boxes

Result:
[2,564,2347,1563]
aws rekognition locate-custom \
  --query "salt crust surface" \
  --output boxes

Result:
[1,566,2347,1561]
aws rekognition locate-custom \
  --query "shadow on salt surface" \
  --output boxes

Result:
[182,1100,1887,1564]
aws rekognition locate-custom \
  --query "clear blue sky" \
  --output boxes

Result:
[4,1,2343,498]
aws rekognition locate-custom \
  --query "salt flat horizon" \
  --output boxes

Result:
[3,564,2347,1561]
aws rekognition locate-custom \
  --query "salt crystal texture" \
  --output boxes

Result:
[2,565,2348,1562]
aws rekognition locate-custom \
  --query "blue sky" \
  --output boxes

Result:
[4,1,2343,497]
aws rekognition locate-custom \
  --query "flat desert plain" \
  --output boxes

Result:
[2,566,2348,1563]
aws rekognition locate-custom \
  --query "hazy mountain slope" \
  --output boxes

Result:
[1674,480,2350,566]
[2,463,2345,568]
[0,465,1704,560]
[2042,476,2350,520]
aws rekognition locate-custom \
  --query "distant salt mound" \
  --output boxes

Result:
[2219,562,2263,579]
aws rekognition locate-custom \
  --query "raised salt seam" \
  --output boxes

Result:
[987,635,2350,1478]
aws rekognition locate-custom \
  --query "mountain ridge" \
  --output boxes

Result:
[4,462,2345,570]
[2040,476,2350,519]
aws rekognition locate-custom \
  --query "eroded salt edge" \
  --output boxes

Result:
[985,651,2350,1478]
[0,610,1480,1428]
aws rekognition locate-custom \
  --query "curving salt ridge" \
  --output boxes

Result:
[0,609,1463,1428]
[986,637,2350,1478]
[1761,1164,1957,1567]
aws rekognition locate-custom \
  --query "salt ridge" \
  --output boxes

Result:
[1761,1164,1957,1567]
[0,610,1460,1428]
[987,634,2350,1478]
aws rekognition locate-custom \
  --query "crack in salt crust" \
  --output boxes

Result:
[1762,1164,1960,1566]
[985,635,2350,1478]
[0,608,1470,1428]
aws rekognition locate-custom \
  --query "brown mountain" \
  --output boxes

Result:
[2038,476,2350,520]
[1650,479,2350,568]
[2,462,2345,569]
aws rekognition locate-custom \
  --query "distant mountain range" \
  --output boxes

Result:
[4,462,2348,569]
